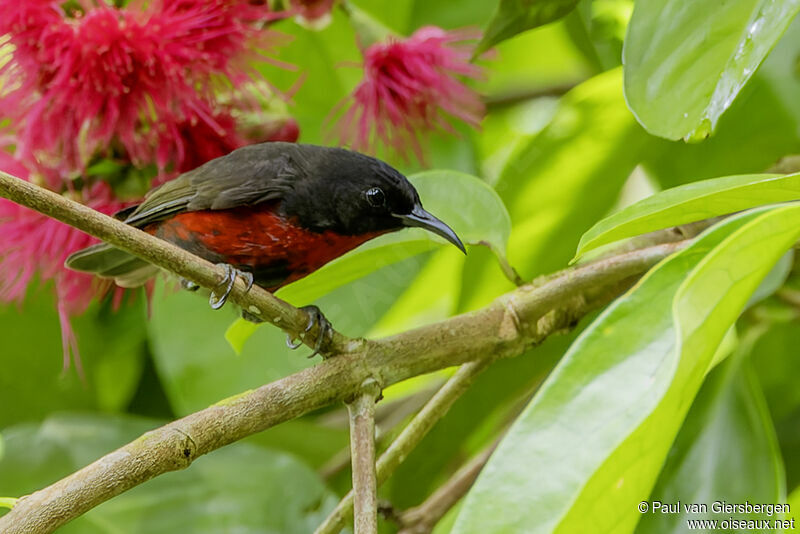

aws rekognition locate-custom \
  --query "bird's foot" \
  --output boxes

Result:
[286,305,333,358]
[209,264,254,310]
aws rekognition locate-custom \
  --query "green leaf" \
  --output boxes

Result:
[224,319,259,356]
[0,288,147,427]
[476,0,580,56]
[751,319,800,490]
[367,247,466,338]
[0,414,337,533]
[789,485,800,515]
[453,204,800,534]
[277,170,510,306]
[0,498,14,510]
[637,342,784,533]
[576,172,800,259]
[642,76,800,190]
[623,0,800,140]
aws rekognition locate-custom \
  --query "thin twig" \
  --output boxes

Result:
[347,381,382,534]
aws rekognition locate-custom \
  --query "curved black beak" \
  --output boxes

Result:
[394,205,466,254]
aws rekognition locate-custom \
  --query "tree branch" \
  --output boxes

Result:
[0,169,690,533]
[347,382,381,534]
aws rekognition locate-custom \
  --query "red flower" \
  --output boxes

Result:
[0,0,286,174]
[334,26,485,163]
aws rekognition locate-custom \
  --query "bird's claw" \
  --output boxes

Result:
[285,305,333,358]
[209,264,254,310]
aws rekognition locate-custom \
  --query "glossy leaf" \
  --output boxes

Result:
[576,172,800,259]
[0,414,337,533]
[624,0,800,140]
[476,0,580,56]
[642,76,800,189]
[751,319,800,490]
[367,246,466,338]
[453,204,800,534]
[637,346,784,533]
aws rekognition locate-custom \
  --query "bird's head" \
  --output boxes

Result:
[281,146,466,253]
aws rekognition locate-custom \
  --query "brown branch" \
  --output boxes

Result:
[347,382,381,534]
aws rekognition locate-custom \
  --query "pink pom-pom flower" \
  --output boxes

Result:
[335,26,485,163]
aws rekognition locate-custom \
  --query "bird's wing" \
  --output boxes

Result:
[122,143,302,228]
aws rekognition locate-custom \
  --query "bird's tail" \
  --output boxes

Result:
[65,244,158,288]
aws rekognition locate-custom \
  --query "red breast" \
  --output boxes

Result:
[146,205,386,289]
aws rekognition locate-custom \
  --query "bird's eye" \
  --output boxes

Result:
[365,187,386,208]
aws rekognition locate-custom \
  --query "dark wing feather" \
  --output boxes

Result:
[122,142,302,227]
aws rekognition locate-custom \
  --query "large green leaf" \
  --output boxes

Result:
[0,414,336,532]
[751,318,800,491]
[475,0,580,56]
[637,346,784,533]
[367,246,466,338]
[576,172,800,259]
[623,0,800,140]
[453,203,800,534]
[642,77,800,190]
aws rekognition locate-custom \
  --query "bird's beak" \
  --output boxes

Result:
[394,205,466,254]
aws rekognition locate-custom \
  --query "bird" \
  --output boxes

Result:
[66,142,465,355]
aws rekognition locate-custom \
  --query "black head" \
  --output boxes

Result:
[278,145,465,252]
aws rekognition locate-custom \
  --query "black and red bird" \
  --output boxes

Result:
[66,142,464,349]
